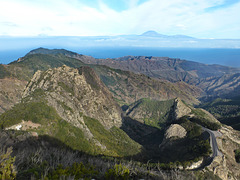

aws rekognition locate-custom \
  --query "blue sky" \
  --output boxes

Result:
[0,0,240,38]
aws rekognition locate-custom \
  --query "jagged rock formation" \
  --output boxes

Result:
[23,65,122,130]
[0,50,203,115]
[0,65,141,157]
[172,98,192,119]
[171,98,221,126]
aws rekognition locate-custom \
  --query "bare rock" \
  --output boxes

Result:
[21,65,123,146]
[159,124,187,150]
[173,98,191,119]
[165,124,187,139]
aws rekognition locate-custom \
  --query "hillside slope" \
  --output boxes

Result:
[0,65,141,157]
[200,96,240,130]
[28,48,240,83]
[0,50,202,116]
[198,73,240,100]
[27,48,240,100]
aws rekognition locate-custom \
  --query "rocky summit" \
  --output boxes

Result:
[23,65,122,130]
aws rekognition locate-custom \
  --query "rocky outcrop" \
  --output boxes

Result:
[159,124,187,150]
[172,98,192,119]
[23,65,122,131]
[164,124,187,139]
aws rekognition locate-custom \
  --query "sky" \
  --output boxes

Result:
[0,0,240,39]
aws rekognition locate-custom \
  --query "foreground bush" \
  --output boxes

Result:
[0,147,16,180]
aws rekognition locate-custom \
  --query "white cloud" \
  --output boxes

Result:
[0,0,239,38]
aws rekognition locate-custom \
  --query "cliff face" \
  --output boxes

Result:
[23,65,122,130]
[172,98,192,119]
[0,78,27,114]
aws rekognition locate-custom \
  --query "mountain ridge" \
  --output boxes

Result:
[0,49,202,116]
[1,48,240,179]
[25,48,240,100]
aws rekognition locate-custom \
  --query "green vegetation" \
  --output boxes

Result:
[0,102,58,128]
[0,101,96,153]
[176,116,202,139]
[0,95,140,157]
[100,74,117,86]
[0,49,231,179]
[0,147,16,180]
[127,98,174,129]
[190,116,221,130]
[5,53,85,81]
[0,101,59,128]
[161,116,212,162]
[178,117,212,157]
[27,162,99,180]
[49,119,96,153]
[84,116,141,157]
[4,130,216,180]
[190,108,221,130]
[105,164,130,180]
[58,81,74,95]
[235,149,240,163]
[200,97,240,130]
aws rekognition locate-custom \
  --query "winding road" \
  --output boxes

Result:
[203,127,222,157]
[195,127,223,169]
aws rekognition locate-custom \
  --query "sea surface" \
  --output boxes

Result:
[0,47,240,67]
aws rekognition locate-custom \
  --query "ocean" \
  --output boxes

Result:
[0,47,240,67]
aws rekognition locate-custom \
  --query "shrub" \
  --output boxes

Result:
[190,117,221,131]
[105,164,130,180]
[0,147,16,180]
[48,162,98,179]
[234,149,240,163]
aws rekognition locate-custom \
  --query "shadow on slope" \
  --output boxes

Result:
[0,129,207,180]
[0,130,144,179]
[121,116,165,162]
[199,96,240,130]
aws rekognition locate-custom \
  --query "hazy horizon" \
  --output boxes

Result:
[0,0,240,39]
[1,47,240,68]
[0,1,239,67]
